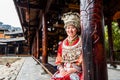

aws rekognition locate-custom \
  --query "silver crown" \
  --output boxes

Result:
[62,12,80,30]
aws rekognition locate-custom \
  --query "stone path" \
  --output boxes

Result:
[107,64,120,80]
[16,57,51,80]
[0,57,24,80]
[108,68,120,80]
[0,56,120,80]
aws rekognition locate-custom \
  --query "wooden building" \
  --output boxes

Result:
[0,27,28,56]
[13,0,120,80]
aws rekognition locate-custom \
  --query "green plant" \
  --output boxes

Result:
[104,21,120,60]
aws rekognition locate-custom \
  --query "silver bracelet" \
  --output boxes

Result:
[72,63,82,72]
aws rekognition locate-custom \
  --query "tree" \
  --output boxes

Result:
[105,21,120,60]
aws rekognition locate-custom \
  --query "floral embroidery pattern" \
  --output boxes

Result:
[62,37,82,63]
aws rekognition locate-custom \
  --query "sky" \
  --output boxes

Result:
[0,0,21,27]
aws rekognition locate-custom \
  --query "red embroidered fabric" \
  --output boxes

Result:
[51,37,83,80]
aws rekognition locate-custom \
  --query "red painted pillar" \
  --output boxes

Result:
[80,0,108,80]
[42,11,48,64]
[36,29,40,59]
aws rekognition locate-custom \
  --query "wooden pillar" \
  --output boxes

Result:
[32,40,35,56]
[80,0,108,80]
[42,11,48,64]
[5,45,7,55]
[107,19,115,66]
[33,37,37,57]
[35,37,37,58]
[32,38,35,57]
[36,29,40,59]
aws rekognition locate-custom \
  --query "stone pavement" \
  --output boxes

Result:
[108,68,120,80]
[16,57,51,80]
[0,57,24,80]
[1,56,120,80]
[107,64,120,80]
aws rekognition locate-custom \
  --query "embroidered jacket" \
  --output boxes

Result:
[55,36,82,66]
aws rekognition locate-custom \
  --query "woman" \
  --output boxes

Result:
[51,12,83,80]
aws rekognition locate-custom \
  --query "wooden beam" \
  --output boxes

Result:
[22,23,38,27]
[68,4,80,10]
[13,0,25,31]
[53,23,64,28]
[45,0,54,13]
[16,2,43,10]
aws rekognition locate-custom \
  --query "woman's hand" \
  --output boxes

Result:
[58,67,68,77]
[59,68,67,76]
[66,68,77,74]
[58,66,78,77]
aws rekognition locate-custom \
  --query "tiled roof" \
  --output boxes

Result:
[4,31,23,35]
[0,37,25,42]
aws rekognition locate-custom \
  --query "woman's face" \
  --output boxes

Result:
[65,25,77,38]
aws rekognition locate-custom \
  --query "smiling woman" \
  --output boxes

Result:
[51,12,83,80]
[0,0,21,27]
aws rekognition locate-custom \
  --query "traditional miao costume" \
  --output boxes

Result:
[51,36,83,80]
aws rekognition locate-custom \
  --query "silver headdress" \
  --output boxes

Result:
[62,12,80,31]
